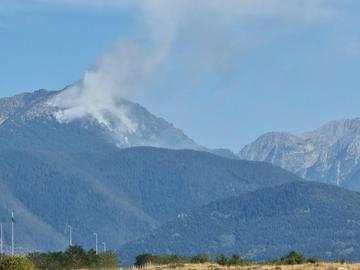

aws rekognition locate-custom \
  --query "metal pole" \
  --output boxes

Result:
[11,212,14,256]
[0,223,3,255]
[67,225,73,246]
[102,242,106,253]
[93,233,98,254]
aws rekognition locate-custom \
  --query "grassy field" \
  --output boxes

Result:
[121,263,360,270]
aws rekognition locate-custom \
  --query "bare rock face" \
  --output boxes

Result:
[239,119,360,190]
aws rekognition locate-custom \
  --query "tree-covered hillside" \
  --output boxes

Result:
[0,145,300,253]
[120,181,360,264]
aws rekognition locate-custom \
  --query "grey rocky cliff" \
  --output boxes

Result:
[239,119,360,190]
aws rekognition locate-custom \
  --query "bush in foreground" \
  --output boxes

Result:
[0,256,34,270]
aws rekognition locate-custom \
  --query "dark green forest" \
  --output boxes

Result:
[121,181,360,264]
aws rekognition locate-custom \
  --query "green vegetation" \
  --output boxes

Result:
[134,253,250,267]
[216,254,251,266]
[28,245,119,270]
[335,259,346,264]
[134,254,183,266]
[0,250,346,270]
[133,251,345,267]
[279,251,306,265]
[268,251,322,265]
[0,256,34,270]
[122,182,360,264]
[189,254,210,264]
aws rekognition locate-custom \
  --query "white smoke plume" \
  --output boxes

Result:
[50,0,179,134]
[50,0,337,133]
[51,39,169,133]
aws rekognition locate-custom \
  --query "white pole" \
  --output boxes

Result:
[67,225,73,246]
[11,211,14,256]
[93,233,98,254]
[0,223,3,255]
[102,242,106,253]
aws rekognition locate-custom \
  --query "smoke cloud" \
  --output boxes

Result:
[51,38,169,133]
[50,0,337,134]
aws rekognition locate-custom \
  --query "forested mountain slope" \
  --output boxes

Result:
[121,181,360,264]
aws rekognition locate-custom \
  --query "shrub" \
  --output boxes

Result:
[97,252,119,268]
[306,257,321,264]
[28,246,119,270]
[278,251,306,265]
[216,254,228,266]
[189,254,210,264]
[28,251,67,270]
[135,253,155,266]
[335,259,346,264]
[134,254,184,266]
[64,245,88,269]
[229,254,251,266]
[0,256,34,270]
[158,255,183,265]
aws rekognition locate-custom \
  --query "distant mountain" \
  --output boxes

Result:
[0,89,238,158]
[0,89,300,254]
[0,89,200,151]
[120,181,360,264]
[239,119,360,190]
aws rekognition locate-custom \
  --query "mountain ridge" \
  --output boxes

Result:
[0,89,239,158]
[239,118,360,190]
[120,181,360,265]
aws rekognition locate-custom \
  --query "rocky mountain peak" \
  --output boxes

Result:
[0,90,206,154]
[239,118,360,190]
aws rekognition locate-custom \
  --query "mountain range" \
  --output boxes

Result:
[239,119,360,190]
[0,89,299,255]
[2,88,360,265]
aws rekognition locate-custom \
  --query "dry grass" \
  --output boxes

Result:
[119,263,360,270]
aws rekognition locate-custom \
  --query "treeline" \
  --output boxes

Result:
[0,249,347,270]
[134,253,251,267]
[28,245,119,270]
[0,245,119,270]
[133,253,250,266]
[134,251,346,267]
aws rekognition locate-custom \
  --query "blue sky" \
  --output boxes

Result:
[1,0,360,151]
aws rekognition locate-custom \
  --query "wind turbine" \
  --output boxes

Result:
[11,211,15,256]
[66,224,73,246]
[93,233,98,254]
[0,223,3,255]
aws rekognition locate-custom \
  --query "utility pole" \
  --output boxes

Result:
[66,225,73,246]
[93,233,98,254]
[0,223,3,255]
[11,212,15,256]
[102,242,106,253]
